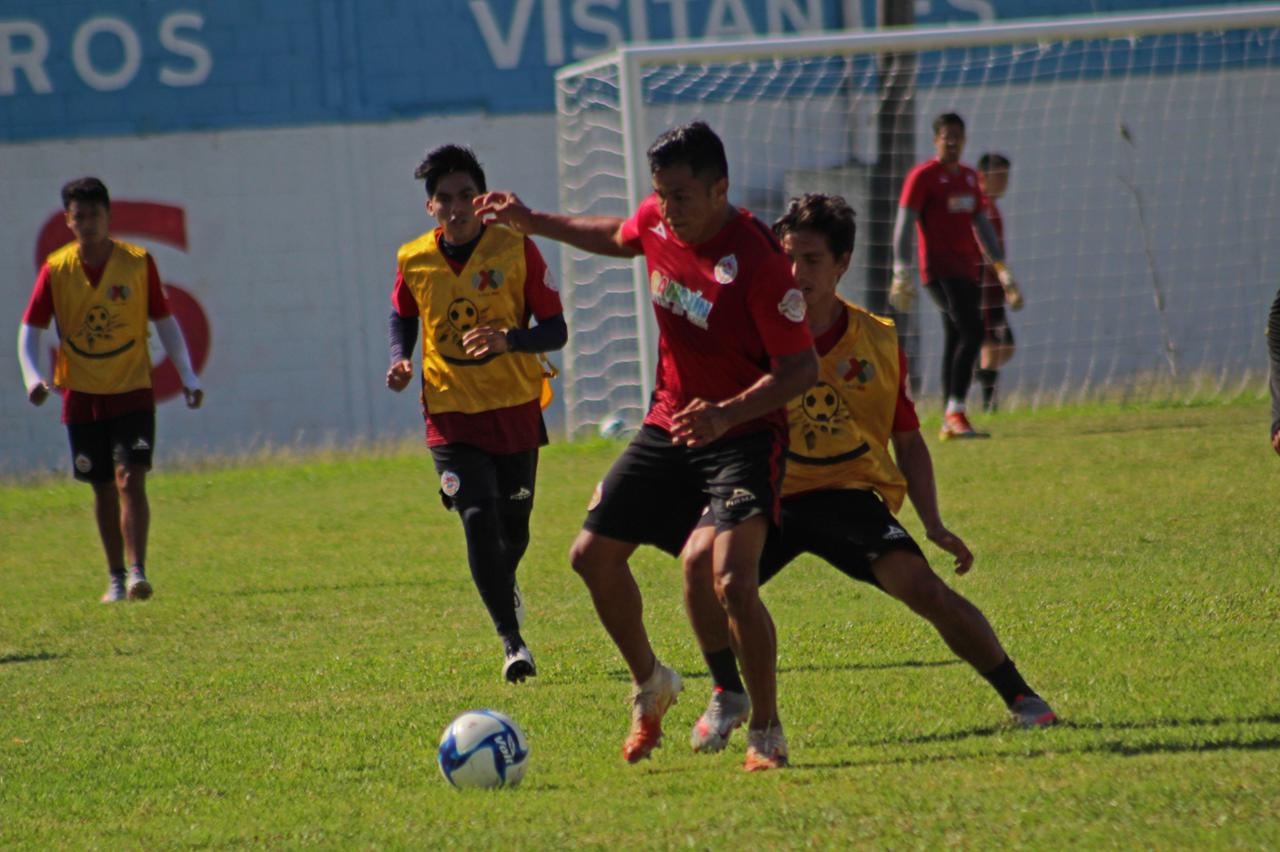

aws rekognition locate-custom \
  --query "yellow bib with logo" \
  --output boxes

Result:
[48,240,154,394]
[784,301,908,511]
[398,226,544,414]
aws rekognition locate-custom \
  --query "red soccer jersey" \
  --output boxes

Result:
[619,196,814,437]
[900,159,988,284]
[391,231,562,454]
[23,251,169,424]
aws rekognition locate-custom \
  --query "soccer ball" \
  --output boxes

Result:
[599,415,627,439]
[437,709,530,789]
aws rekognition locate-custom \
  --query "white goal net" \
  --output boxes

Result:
[554,5,1280,438]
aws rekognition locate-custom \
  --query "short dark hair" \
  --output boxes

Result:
[977,152,1011,172]
[932,112,966,136]
[646,121,728,183]
[773,193,857,259]
[414,144,486,197]
[61,177,110,211]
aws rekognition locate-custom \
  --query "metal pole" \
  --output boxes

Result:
[870,0,918,393]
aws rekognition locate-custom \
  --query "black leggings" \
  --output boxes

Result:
[430,445,537,640]
[925,277,984,405]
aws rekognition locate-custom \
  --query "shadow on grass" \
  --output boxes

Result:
[608,658,959,683]
[794,711,1280,771]
[0,651,66,666]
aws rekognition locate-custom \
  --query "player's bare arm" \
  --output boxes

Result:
[891,427,974,574]
[670,349,818,447]
[473,191,638,258]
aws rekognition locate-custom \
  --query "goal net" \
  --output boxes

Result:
[554,5,1280,437]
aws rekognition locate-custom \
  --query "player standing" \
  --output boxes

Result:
[17,177,204,603]
[476,121,817,770]
[974,152,1019,413]
[890,113,1021,439]
[386,145,566,683]
[684,194,1056,754]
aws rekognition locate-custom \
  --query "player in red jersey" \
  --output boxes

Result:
[890,113,1021,439]
[386,145,566,683]
[477,122,817,771]
[683,194,1056,752]
[17,177,204,603]
[974,152,1017,413]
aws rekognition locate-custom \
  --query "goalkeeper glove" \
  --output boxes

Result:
[888,266,916,312]
[992,261,1024,311]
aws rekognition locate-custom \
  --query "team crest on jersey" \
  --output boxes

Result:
[440,471,461,497]
[68,304,133,358]
[472,268,504,292]
[713,254,738,285]
[778,288,806,322]
[108,284,131,301]
[798,381,852,451]
[74,453,92,473]
[841,358,876,386]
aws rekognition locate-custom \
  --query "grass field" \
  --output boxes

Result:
[2,400,1278,849]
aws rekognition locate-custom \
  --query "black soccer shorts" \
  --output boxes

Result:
[757,488,925,588]
[583,424,785,556]
[66,408,156,483]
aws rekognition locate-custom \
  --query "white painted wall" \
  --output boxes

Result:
[1,113,561,477]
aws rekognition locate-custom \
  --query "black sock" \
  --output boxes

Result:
[976,368,999,411]
[108,568,126,579]
[704,647,744,694]
[980,655,1036,707]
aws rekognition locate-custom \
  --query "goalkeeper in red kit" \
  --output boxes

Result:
[891,113,1021,439]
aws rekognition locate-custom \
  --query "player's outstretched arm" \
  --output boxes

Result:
[474,191,637,259]
[892,427,974,574]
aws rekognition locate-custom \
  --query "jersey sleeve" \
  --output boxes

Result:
[146,255,172,319]
[891,346,921,432]
[21,265,55,328]
[618,195,656,253]
[522,238,564,321]
[390,268,419,317]
[748,250,814,358]
[899,163,926,211]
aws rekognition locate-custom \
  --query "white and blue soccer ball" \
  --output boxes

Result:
[599,415,627,439]
[437,709,530,789]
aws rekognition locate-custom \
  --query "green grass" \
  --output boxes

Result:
[2,400,1278,849]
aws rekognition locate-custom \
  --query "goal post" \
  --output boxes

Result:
[555,4,1280,438]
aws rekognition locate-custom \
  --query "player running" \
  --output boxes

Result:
[17,177,204,603]
[477,121,817,771]
[683,194,1056,755]
[890,113,1022,439]
[386,145,566,683]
